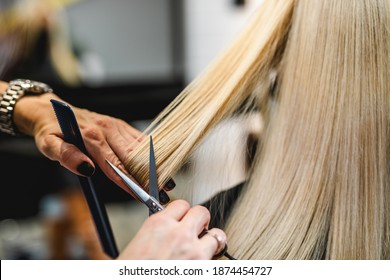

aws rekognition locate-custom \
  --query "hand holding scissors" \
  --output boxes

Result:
[107,136,234,259]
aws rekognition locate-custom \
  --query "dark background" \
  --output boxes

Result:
[0,0,184,219]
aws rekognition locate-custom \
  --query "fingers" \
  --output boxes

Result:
[78,116,144,194]
[37,134,95,176]
[163,201,226,258]
[178,205,227,258]
[93,118,176,193]
[162,200,191,221]
[163,178,176,191]
[104,121,139,163]
[199,228,227,259]
[38,108,174,200]
[181,205,211,234]
[140,200,228,260]
[84,115,141,164]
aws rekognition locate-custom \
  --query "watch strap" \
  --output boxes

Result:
[0,80,52,135]
[0,83,26,135]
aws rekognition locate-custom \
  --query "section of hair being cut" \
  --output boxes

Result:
[125,0,390,259]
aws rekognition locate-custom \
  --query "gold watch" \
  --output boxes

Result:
[0,79,53,135]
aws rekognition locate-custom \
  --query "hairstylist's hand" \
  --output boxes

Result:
[11,90,142,193]
[118,200,227,260]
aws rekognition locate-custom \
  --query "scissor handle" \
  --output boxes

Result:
[145,196,164,214]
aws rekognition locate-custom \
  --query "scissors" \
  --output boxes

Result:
[106,136,235,260]
[51,101,232,259]
[106,136,162,215]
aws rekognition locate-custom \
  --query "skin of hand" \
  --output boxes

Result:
[117,200,227,260]
[0,81,143,194]
[2,81,225,260]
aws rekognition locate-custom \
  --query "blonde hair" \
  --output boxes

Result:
[125,0,390,259]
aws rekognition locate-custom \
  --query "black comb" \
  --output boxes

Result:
[50,99,118,258]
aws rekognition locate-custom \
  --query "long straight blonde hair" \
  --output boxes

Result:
[125,0,390,259]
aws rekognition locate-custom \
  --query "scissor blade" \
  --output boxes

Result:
[149,136,158,198]
[105,160,149,203]
[149,136,159,216]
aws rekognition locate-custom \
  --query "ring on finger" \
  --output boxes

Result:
[201,230,227,258]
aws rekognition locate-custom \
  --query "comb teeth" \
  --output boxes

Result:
[50,99,88,154]
[51,104,72,141]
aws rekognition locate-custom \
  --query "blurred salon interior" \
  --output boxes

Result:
[0,0,262,259]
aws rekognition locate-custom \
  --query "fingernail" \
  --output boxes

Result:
[159,190,170,204]
[164,179,176,190]
[77,162,95,177]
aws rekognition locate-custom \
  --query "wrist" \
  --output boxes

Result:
[0,79,55,136]
[0,81,8,94]
[14,92,61,136]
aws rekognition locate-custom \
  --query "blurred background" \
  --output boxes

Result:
[0,0,262,259]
